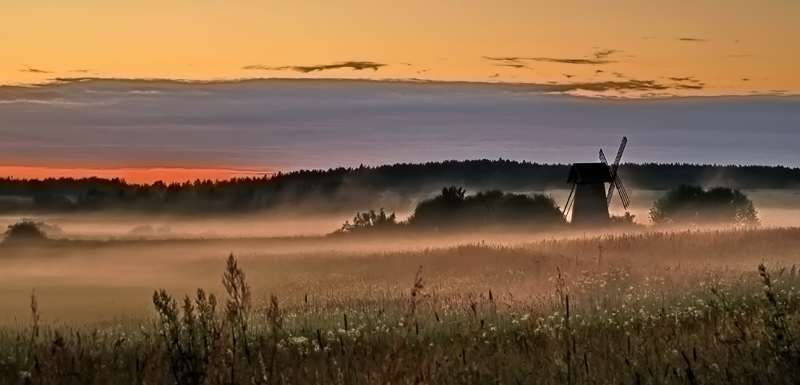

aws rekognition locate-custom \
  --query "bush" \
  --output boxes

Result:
[649,185,759,226]
[610,212,642,228]
[406,186,565,230]
[338,208,401,234]
[2,221,51,244]
[17,219,64,238]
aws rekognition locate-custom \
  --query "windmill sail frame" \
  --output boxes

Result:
[562,136,631,224]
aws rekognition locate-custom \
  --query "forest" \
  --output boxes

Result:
[0,160,798,214]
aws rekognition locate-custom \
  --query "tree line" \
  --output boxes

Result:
[336,184,760,234]
[0,160,797,214]
[0,185,761,242]
[337,187,566,234]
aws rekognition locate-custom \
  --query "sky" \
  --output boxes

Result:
[1,1,799,182]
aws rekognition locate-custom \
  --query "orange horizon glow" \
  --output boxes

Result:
[0,166,274,184]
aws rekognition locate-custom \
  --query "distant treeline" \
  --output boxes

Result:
[0,160,798,214]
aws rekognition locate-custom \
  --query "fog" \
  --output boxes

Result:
[2,224,798,324]
[0,187,799,323]
[2,188,799,240]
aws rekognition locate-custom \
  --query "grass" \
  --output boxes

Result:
[1,227,800,383]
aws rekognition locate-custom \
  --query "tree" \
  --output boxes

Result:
[649,185,759,226]
[406,186,564,230]
[339,208,399,233]
[405,187,467,229]
[609,212,642,228]
[2,221,51,244]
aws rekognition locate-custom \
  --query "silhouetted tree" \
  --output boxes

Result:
[406,186,564,230]
[2,221,50,244]
[609,212,641,228]
[649,185,759,226]
[0,161,797,215]
[339,209,399,233]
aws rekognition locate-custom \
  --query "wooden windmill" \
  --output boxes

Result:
[562,137,631,225]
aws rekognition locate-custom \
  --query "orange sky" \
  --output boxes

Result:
[2,1,798,96]
[0,167,271,184]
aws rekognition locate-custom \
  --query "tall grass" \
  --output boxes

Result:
[2,228,800,383]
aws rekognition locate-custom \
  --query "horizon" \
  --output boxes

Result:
[2,160,798,185]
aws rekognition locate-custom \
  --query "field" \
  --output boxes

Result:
[1,225,800,383]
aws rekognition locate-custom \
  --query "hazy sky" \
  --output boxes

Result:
[1,79,799,182]
[1,2,798,182]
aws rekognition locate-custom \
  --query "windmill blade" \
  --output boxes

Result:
[563,183,576,219]
[606,179,616,206]
[611,136,628,176]
[614,174,631,209]
[600,148,617,205]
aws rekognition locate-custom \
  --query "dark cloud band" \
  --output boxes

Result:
[243,61,386,73]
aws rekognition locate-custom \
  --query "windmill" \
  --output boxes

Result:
[562,137,631,226]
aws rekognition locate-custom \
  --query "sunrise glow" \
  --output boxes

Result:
[0,166,271,184]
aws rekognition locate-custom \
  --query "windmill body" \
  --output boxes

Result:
[562,137,631,226]
[567,163,613,225]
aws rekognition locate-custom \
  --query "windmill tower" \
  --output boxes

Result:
[562,137,631,226]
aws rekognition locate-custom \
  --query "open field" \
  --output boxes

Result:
[0,227,800,383]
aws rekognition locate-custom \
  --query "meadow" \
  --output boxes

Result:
[0,226,799,383]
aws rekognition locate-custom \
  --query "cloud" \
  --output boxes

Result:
[544,79,702,93]
[593,49,619,59]
[8,76,711,103]
[5,77,797,176]
[678,38,708,42]
[530,57,613,65]
[671,83,704,90]
[483,56,612,65]
[494,63,529,69]
[243,61,386,73]
[0,99,92,106]
[19,66,52,74]
[667,77,699,83]
[482,56,526,62]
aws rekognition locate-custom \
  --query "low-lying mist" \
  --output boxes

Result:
[3,188,800,241]
[1,225,799,323]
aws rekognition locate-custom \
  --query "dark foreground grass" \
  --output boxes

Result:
[2,252,800,384]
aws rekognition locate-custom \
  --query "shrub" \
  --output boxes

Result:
[153,254,265,384]
[338,208,400,234]
[649,185,759,226]
[2,221,50,244]
[609,212,642,228]
[406,186,564,230]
